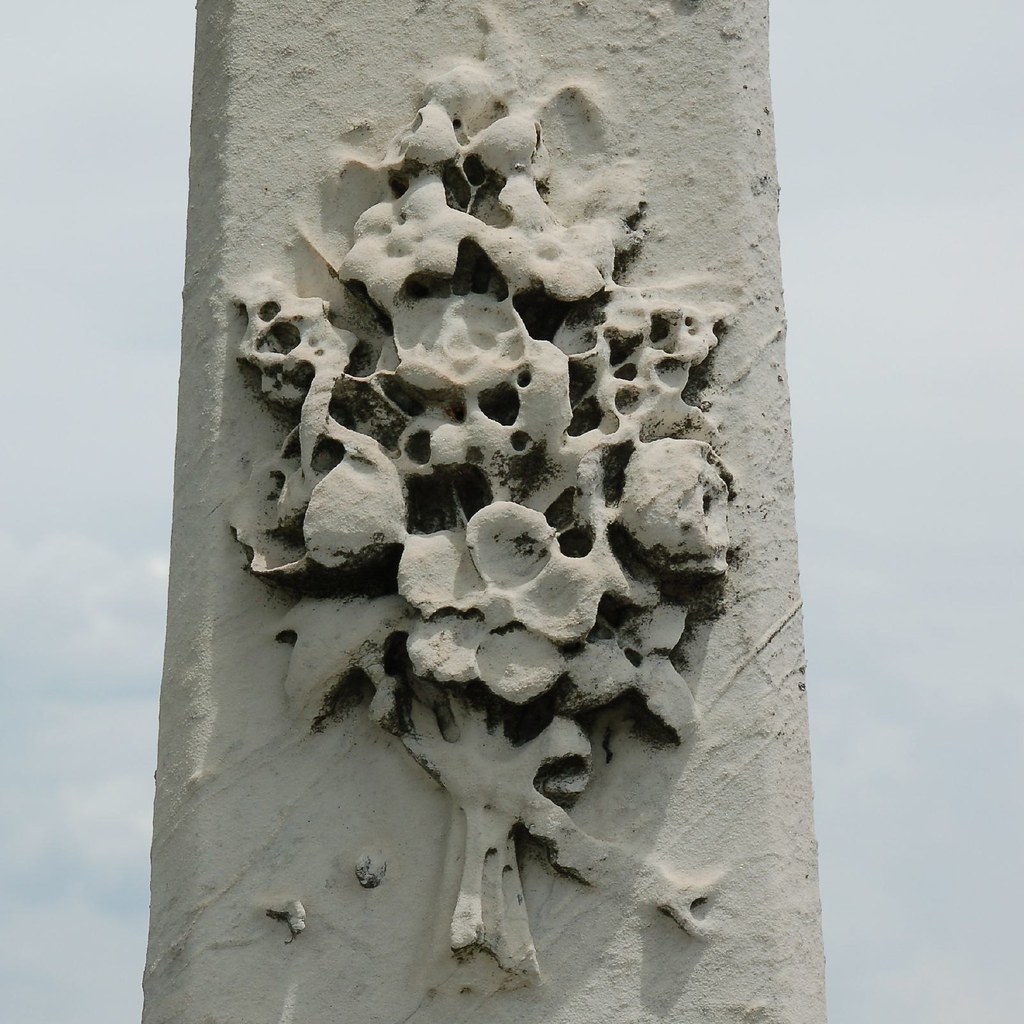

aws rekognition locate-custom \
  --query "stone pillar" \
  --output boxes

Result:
[144,2,826,1021]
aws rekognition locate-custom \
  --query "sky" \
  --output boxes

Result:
[1,2,1021,1021]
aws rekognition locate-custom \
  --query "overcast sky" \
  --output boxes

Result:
[1,2,1021,1021]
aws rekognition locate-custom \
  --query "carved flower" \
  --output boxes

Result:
[466,502,554,588]
[406,613,562,705]
[617,439,729,575]
[231,430,407,583]
[399,501,623,647]
[397,499,633,702]
[236,284,356,406]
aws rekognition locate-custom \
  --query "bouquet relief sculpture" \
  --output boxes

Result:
[231,59,733,979]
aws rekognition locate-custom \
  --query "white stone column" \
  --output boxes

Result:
[144,2,827,1021]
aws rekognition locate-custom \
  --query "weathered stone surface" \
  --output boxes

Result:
[144,2,826,1021]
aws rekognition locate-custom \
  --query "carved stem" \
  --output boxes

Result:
[452,805,539,977]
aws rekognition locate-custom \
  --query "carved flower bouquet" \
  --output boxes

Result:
[231,59,731,978]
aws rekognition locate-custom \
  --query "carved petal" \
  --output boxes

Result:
[398,531,484,615]
[303,443,406,569]
[278,596,408,720]
[465,502,554,589]
[230,449,306,575]
[476,625,562,704]
[407,614,483,684]
[618,439,729,575]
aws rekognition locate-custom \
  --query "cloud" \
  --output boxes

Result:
[771,8,1024,1018]
[846,949,1024,1024]
[0,698,155,1024]
[0,697,156,890]
[0,533,169,695]
[0,893,147,1023]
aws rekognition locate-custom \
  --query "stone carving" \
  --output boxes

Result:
[231,59,732,979]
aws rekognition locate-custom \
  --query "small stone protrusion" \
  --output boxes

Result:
[355,853,387,889]
[266,900,306,943]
